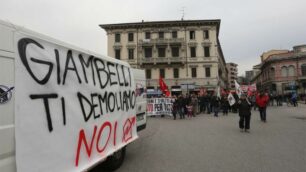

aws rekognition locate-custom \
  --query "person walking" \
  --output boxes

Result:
[256,91,269,122]
[177,95,185,119]
[191,94,198,116]
[291,92,298,107]
[211,95,221,117]
[221,95,229,115]
[250,94,257,110]
[186,103,193,119]
[172,96,178,120]
[237,93,252,132]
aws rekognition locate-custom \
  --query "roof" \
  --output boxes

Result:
[99,19,221,36]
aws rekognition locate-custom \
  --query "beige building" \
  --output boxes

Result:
[100,20,227,95]
[226,63,238,89]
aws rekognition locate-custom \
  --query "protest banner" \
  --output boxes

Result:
[228,92,236,106]
[15,33,138,172]
[146,98,174,116]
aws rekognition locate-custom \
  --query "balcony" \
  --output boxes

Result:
[139,38,184,46]
[146,78,219,89]
[139,57,185,65]
[187,56,218,62]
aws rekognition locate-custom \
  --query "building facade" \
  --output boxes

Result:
[226,63,238,89]
[252,45,306,95]
[100,20,227,95]
[245,70,254,83]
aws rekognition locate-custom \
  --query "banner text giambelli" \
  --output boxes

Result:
[18,38,136,133]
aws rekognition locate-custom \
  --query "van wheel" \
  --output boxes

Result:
[91,147,126,172]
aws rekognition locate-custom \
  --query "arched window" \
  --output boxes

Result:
[288,65,295,76]
[281,66,287,77]
[270,67,275,79]
[301,64,306,76]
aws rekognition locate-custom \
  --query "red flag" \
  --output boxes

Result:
[159,76,170,97]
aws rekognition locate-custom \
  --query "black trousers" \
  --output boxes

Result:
[172,111,177,120]
[239,115,251,129]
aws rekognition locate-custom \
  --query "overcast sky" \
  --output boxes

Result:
[1,0,306,75]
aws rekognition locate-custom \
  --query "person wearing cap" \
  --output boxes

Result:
[237,93,252,132]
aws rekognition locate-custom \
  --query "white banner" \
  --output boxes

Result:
[15,33,138,172]
[228,93,236,106]
[235,80,242,98]
[146,98,173,116]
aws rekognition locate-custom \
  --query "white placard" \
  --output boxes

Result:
[147,98,173,116]
[15,33,138,172]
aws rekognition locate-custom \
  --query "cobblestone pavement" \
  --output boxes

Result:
[117,104,306,172]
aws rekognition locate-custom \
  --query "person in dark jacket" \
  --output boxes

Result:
[211,95,221,117]
[172,96,178,120]
[237,93,252,132]
[221,95,229,115]
[177,95,185,119]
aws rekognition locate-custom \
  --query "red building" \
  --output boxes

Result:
[252,45,306,95]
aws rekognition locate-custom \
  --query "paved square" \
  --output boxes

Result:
[117,105,306,172]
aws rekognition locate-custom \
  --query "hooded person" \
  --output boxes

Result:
[237,93,252,132]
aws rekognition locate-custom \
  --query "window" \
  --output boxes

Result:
[204,46,210,57]
[190,47,196,57]
[204,30,209,39]
[145,32,151,39]
[160,69,165,78]
[205,67,211,77]
[115,49,120,59]
[144,48,152,58]
[173,68,179,78]
[281,66,287,77]
[128,49,134,59]
[172,31,177,38]
[301,64,306,76]
[190,30,195,39]
[191,68,197,78]
[115,33,120,43]
[269,67,275,79]
[146,69,151,79]
[158,48,166,57]
[171,47,179,57]
[159,32,164,39]
[288,65,295,76]
[128,33,134,42]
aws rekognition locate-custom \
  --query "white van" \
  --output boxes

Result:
[0,20,146,172]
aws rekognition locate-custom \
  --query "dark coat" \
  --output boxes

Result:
[211,96,221,107]
[238,99,251,116]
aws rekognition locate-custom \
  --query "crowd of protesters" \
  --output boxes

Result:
[159,90,302,132]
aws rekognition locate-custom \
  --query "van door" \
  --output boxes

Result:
[0,22,16,172]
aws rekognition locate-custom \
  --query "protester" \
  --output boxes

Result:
[177,95,185,119]
[256,91,269,122]
[231,93,239,113]
[191,94,198,116]
[172,96,178,120]
[186,103,193,118]
[199,94,205,113]
[211,95,221,117]
[291,92,298,107]
[250,94,257,110]
[237,93,252,132]
[276,94,283,106]
[221,95,229,115]
[204,93,211,114]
